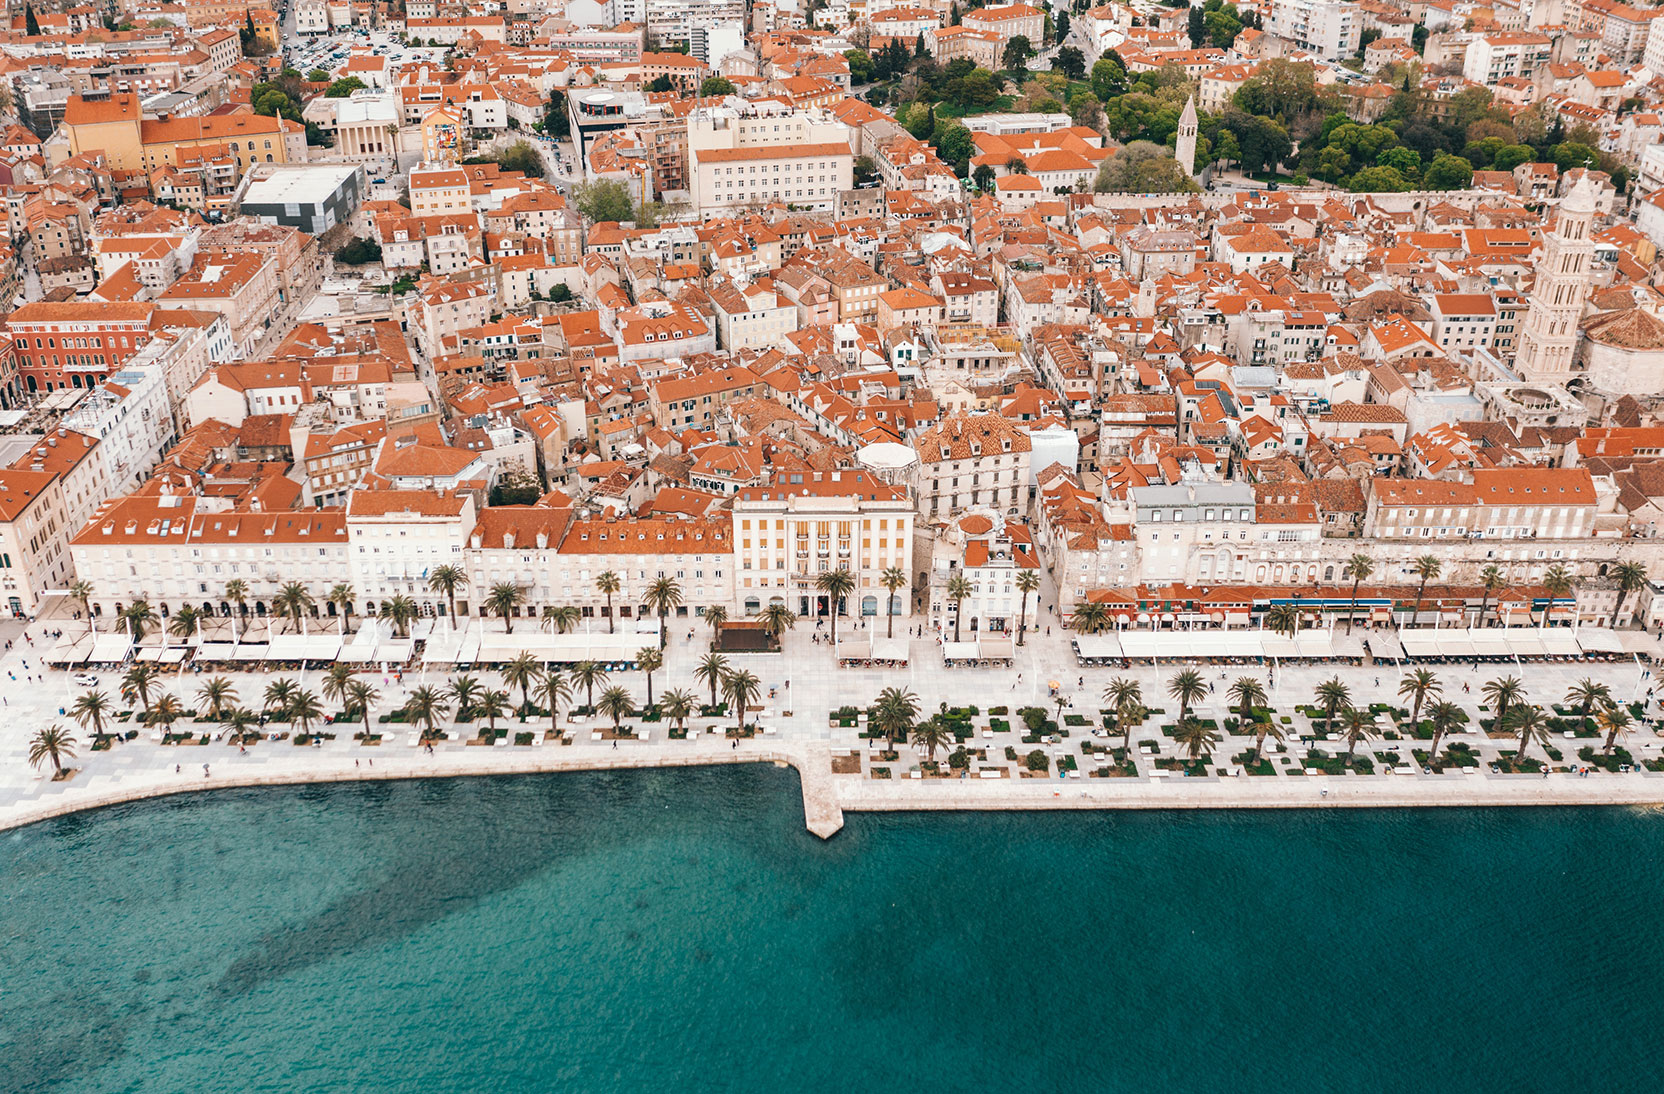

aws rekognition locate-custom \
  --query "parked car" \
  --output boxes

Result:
[72,673,99,688]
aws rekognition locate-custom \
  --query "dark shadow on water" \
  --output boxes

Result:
[211,765,798,999]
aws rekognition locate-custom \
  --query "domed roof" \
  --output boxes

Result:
[1583,307,1664,351]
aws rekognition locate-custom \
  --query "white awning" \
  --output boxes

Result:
[1435,632,1475,659]
[1576,629,1625,655]
[232,644,269,661]
[872,636,909,662]
[1469,630,1512,658]
[1260,634,1298,659]
[267,634,312,660]
[1539,630,1581,656]
[48,634,93,665]
[1074,635,1123,659]
[376,638,414,663]
[979,637,1014,660]
[137,646,167,662]
[88,633,133,663]
[1398,629,1439,658]
[196,642,237,661]
[942,641,979,661]
[1119,632,1157,659]
[1295,631,1333,659]
[1223,632,1262,658]
[160,647,188,664]
[1620,630,1664,658]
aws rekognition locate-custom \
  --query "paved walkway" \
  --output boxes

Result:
[5,613,1663,838]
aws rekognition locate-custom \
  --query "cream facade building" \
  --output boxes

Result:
[732,473,915,620]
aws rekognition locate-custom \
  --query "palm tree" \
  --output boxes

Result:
[224,579,249,618]
[487,582,526,634]
[702,605,728,646]
[1342,552,1374,634]
[70,690,112,742]
[1170,718,1222,761]
[1412,555,1442,626]
[197,677,237,721]
[328,583,355,632]
[945,573,973,642]
[873,686,920,748]
[288,689,324,736]
[68,579,94,633]
[1598,702,1633,755]
[1104,677,1143,756]
[1339,706,1374,763]
[1264,602,1299,639]
[659,688,696,734]
[759,602,796,644]
[428,565,467,627]
[598,685,635,732]
[167,605,201,664]
[121,662,161,714]
[1227,676,1267,730]
[1540,563,1574,627]
[224,707,259,746]
[1315,677,1350,737]
[1565,678,1612,733]
[596,570,621,632]
[636,646,663,707]
[1014,569,1040,645]
[1167,668,1205,724]
[536,671,571,734]
[815,569,856,643]
[644,576,683,638]
[548,605,581,634]
[274,581,315,633]
[1247,710,1285,765]
[1508,703,1551,763]
[145,693,184,733]
[1477,564,1506,628]
[384,594,418,638]
[475,689,510,737]
[447,674,482,721]
[320,663,354,711]
[1398,669,1441,733]
[263,677,298,718]
[1425,700,1464,764]
[502,651,542,716]
[911,718,954,763]
[882,567,910,640]
[402,686,451,740]
[28,724,76,778]
[569,661,607,709]
[1072,602,1109,635]
[1613,561,1648,627]
[723,668,762,731]
[346,680,380,739]
[695,652,729,708]
[122,599,157,643]
[1482,675,1524,730]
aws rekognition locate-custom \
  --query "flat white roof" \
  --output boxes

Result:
[242,165,362,207]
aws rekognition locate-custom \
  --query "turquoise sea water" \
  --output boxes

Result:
[4,766,1663,1093]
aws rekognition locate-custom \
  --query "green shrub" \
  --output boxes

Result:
[1025,749,1049,771]
[948,747,970,769]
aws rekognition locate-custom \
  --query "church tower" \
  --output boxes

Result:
[1514,174,1596,384]
[1176,96,1198,179]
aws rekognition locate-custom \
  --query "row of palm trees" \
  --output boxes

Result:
[76,649,777,747]
[1087,666,1640,773]
[72,567,694,644]
[1067,558,1645,638]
